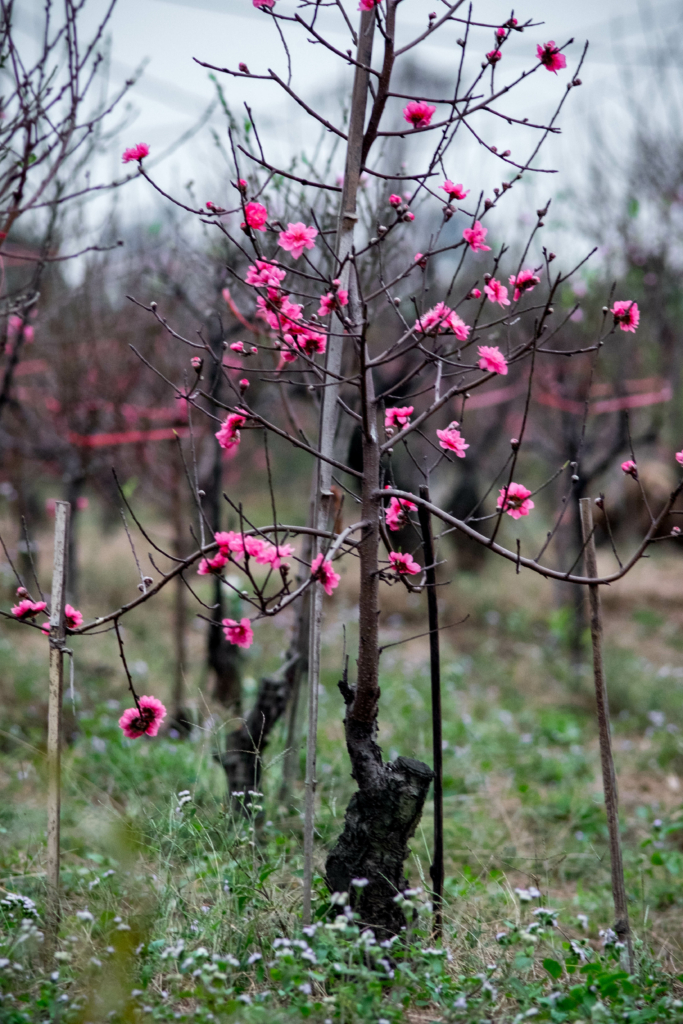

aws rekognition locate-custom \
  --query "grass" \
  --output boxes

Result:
[2,506,683,1020]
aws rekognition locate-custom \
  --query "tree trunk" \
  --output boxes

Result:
[325,323,433,935]
[169,459,192,735]
[205,312,242,713]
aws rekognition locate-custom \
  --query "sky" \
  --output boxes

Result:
[16,0,683,245]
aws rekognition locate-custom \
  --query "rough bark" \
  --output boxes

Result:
[326,752,433,937]
[217,673,292,800]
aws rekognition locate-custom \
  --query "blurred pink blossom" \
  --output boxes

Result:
[389,551,421,575]
[477,345,508,375]
[402,101,435,129]
[119,696,166,738]
[222,617,254,648]
[497,482,534,519]
[278,222,318,260]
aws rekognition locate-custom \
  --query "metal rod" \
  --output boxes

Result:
[418,484,443,938]
[46,500,70,952]
[579,496,633,972]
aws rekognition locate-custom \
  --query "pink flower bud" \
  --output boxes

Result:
[239,63,249,74]
[470,288,481,299]
[191,356,202,369]
[403,211,415,222]
[239,378,250,391]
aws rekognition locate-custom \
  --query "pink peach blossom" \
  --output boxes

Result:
[402,101,436,129]
[403,211,415,222]
[244,202,268,231]
[463,221,491,252]
[537,41,567,74]
[610,300,640,333]
[385,494,417,532]
[477,345,508,375]
[222,617,254,648]
[253,0,275,9]
[310,553,341,595]
[484,278,510,306]
[436,422,469,458]
[389,551,421,575]
[118,695,167,738]
[122,143,149,163]
[469,288,482,299]
[358,0,380,9]
[440,180,469,201]
[621,460,638,478]
[497,482,534,519]
[278,222,318,260]
[385,405,414,430]
[318,289,348,316]
[215,530,246,557]
[11,598,47,620]
[230,341,246,353]
[676,450,683,467]
[65,604,83,629]
[389,194,402,207]
[509,269,540,301]
[246,260,286,288]
[486,49,502,65]
[198,552,228,575]
[215,411,247,450]
[416,302,470,339]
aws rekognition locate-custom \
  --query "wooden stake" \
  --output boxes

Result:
[46,500,70,952]
[579,497,634,972]
[418,485,443,938]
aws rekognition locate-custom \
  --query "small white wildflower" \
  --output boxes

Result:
[237,994,252,1004]
[89,957,102,967]
[329,891,348,905]
[403,887,422,897]
[351,877,369,888]
[301,949,317,963]
[577,913,589,931]
[273,938,291,948]
[515,887,532,902]
[570,940,588,961]
[527,886,541,898]
[298,982,312,995]
[102,870,115,879]
[131,990,143,997]
[76,910,94,923]
[247,951,262,965]
[88,877,100,890]
[0,959,9,969]
[116,923,131,931]
[599,927,618,947]
[302,924,318,937]
[495,931,508,942]
[50,970,59,981]
[453,995,467,1009]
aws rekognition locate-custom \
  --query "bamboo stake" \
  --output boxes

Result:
[46,500,70,953]
[302,7,376,926]
[418,485,443,938]
[579,497,634,972]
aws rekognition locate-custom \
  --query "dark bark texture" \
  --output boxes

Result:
[325,753,433,937]
[217,672,293,800]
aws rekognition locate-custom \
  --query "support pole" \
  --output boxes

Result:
[46,500,70,953]
[418,485,443,938]
[579,497,633,972]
